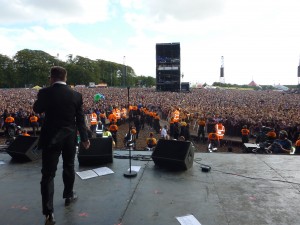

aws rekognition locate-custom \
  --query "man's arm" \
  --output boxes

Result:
[268,140,291,154]
[280,140,292,153]
[33,89,46,114]
[75,93,90,149]
[75,95,88,139]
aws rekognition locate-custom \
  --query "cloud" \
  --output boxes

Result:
[123,0,224,35]
[0,0,111,25]
[0,26,110,61]
[138,0,224,22]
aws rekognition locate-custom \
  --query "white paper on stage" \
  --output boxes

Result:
[93,167,114,176]
[128,166,141,172]
[0,161,5,165]
[76,170,98,180]
[176,214,202,225]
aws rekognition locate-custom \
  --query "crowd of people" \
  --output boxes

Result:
[0,86,300,152]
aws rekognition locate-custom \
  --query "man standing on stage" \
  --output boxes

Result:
[33,66,90,225]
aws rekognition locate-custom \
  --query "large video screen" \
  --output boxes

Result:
[156,43,180,64]
[156,43,181,92]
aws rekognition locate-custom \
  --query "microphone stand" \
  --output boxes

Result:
[124,86,137,178]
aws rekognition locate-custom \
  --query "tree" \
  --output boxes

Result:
[0,54,15,88]
[0,49,139,88]
[136,75,155,87]
[13,49,58,87]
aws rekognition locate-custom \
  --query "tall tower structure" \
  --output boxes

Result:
[219,56,225,83]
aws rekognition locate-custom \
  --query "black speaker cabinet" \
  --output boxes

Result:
[78,137,113,166]
[151,139,195,170]
[6,136,40,161]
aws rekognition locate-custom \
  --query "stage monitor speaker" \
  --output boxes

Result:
[151,139,195,170]
[78,137,113,166]
[6,136,40,161]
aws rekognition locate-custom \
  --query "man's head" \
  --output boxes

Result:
[279,130,288,139]
[131,128,137,134]
[49,66,67,83]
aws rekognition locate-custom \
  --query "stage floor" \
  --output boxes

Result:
[0,150,299,225]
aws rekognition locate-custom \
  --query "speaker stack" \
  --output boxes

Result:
[6,136,40,162]
[78,137,113,166]
[151,139,195,170]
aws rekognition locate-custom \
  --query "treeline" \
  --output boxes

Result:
[0,49,156,88]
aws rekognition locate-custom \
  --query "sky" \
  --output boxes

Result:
[1,0,300,85]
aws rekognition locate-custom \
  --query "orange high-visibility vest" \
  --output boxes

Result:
[5,116,14,123]
[215,123,225,139]
[208,132,219,141]
[241,128,250,136]
[90,113,97,125]
[109,124,118,132]
[267,131,276,138]
[30,116,38,123]
[115,109,121,120]
[108,113,117,123]
[173,110,180,123]
[198,120,206,126]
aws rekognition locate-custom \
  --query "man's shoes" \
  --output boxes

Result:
[44,213,56,225]
[65,192,78,207]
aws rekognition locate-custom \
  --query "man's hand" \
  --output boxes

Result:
[81,140,90,149]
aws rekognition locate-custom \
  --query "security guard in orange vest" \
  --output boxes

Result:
[109,121,119,147]
[90,111,98,133]
[241,125,250,143]
[197,117,206,143]
[153,113,160,133]
[4,114,15,137]
[266,128,277,143]
[29,112,39,136]
[173,108,180,123]
[121,107,127,124]
[146,132,157,149]
[108,111,117,125]
[99,110,107,125]
[208,128,220,147]
[114,107,121,125]
[215,121,225,140]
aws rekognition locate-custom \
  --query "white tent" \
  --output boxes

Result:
[273,85,289,91]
